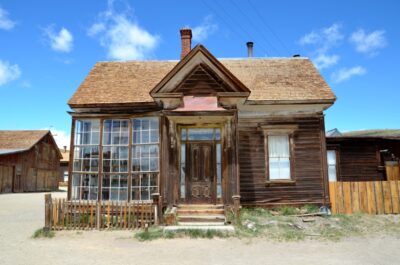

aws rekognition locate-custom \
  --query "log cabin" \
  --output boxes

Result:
[0,130,61,193]
[67,28,336,221]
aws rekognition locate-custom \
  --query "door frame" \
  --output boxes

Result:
[177,125,223,205]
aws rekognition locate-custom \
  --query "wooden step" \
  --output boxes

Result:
[177,204,224,210]
[177,209,225,215]
[176,222,227,227]
[178,214,226,223]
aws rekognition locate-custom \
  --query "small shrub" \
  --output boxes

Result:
[134,227,164,241]
[32,228,55,239]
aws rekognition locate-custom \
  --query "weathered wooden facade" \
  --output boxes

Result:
[0,130,61,193]
[67,28,336,215]
[326,136,400,182]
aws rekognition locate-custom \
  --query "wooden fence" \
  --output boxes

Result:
[44,194,159,230]
[329,180,400,214]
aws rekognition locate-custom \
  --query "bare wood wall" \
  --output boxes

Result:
[238,115,328,206]
[0,134,60,193]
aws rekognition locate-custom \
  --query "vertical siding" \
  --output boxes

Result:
[238,116,326,206]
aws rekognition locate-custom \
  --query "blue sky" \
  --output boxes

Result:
[0,0,399,147]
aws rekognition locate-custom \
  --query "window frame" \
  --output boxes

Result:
[70,116,161,202]
[71,119,100,200]
[262,125,297,184]
[131,117,160,202]
[327,147,340,182]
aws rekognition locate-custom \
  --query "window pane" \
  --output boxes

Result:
[328,166,337,181]
[268,135,291,180]
[131,117,159,201]
[268,135,289,158]
[269,158,280,180]
[188,128,214,141]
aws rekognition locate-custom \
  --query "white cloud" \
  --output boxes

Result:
[331,66,366,83]
[0,60,21,86]
[299,23,343,52]
[0,7,16,30]
[349,29,387,55]
[192,15,218,42]
[299,23,343,71]
[44,26,73,53]
[88,1,159,60]
[313,54,340,70]
[46,128,70,149]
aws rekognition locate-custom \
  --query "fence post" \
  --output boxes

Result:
[44,193,52,231]
[96,201,101,230]
[232,195,241,223]
[151,193,161,225]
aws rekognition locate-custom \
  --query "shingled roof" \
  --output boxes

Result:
[68,55,336,107]
[0,130,52,155]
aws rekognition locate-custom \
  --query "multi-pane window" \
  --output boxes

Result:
[71,174,98,200]
[70,117,160,201]
[327,150,337,181]
[72,120,100,200]
[131,118,159,201]
[268,135,291,180]
[102,120,129,200]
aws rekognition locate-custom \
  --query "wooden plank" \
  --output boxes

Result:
[358,182,368,213]
[336,182,345,214]
[342,182,352,214]
[329,182,337,214]
[382,181,393,214]
[374,181,384,214]
[351,182,360,213]
[390,181,399,214]
[366,182,376,214]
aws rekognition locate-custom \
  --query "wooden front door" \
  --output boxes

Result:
[186,142,216,204]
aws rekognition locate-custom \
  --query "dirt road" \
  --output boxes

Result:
[0,191,399,265]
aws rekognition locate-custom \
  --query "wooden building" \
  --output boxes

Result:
[326,133,400,182]
[59,147,70,182]
[67,28,336,216]
[0,130,61,193]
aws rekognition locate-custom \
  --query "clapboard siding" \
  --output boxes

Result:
[238,115,327,206]
[327,138,400,182]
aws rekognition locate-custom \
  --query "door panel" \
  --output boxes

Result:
[186,142,215,204]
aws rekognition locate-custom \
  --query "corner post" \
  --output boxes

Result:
[152,193,162,225]
[44,193,52,231]
[232,195,241,223]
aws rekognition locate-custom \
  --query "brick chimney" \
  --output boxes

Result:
[180,28,192,59]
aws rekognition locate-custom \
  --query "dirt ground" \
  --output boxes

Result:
[1,191,400,265]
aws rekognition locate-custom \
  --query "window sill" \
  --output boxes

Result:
[265,180,296,186]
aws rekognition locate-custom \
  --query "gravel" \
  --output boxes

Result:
[1,190,400,265]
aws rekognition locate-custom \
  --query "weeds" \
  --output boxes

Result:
[32,228,55,239]
[134,228,230,241]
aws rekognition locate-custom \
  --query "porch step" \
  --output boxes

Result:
[164,225,235,232]
[178,214,226,223]
[176,204,226,226]
[177,208,225,215]
[177,204,224,209]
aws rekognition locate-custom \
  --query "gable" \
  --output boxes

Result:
[150,45,250,97]
[175,64,232,95]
